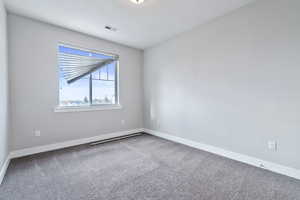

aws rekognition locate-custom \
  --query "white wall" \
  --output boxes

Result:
[8,14,144,150]
[0,0,9,168]
[144,0,300,170]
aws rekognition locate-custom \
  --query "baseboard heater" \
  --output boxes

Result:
[89,132,144,146]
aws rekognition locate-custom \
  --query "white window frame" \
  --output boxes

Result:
[55,43,121,113]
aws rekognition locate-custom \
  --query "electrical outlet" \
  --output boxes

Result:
[268,141,277,151]
[121,120,126,125]
[157,119,160,128]
[150,104,155,121]
[34,130,41,137]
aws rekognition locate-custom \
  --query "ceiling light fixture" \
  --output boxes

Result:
[130,0,144,4]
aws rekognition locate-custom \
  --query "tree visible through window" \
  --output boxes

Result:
[58,44,118,107]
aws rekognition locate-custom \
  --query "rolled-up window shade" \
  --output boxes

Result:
[59,51,118,84]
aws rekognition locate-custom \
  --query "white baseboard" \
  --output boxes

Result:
[0,156,10,185]
[7,128,300,181]
[10,128,144,159]
[143,128,300,180]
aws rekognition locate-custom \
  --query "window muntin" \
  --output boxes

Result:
[58,44,118,107]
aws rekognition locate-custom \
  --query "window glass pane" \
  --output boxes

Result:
[108,62,116,81]
[92,70,100,80]
[59,73,90,106]
[100,66,108,80]
[92,80,115,104]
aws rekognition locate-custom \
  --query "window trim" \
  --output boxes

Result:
[56,42,120,112]
[54,104,122,113]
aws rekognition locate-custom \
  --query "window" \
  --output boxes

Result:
[57,44,119,110]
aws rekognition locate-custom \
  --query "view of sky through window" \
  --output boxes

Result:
[59,45,117,107]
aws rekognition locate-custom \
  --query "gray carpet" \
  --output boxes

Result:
[1,134,300,200]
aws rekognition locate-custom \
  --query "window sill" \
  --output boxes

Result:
[54,104,122,113]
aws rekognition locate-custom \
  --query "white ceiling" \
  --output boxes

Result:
[4,0,256,49]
